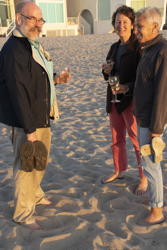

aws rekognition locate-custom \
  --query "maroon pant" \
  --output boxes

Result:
[109,104,143,177]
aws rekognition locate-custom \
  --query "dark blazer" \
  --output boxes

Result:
[103,35,140,114]
[134,34,167,134]
[0,35,50,133]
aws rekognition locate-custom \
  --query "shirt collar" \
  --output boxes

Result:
[140,34,162,50]
[28,39,40,50]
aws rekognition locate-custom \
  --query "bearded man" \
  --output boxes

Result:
[0,1,70,230]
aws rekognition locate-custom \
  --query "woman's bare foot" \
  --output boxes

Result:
[145,207,165,224]
[37,197,52,206]
[19,220,43,230]
[101,172,123,184]
[25,221,42,230]
[135,175,148,195]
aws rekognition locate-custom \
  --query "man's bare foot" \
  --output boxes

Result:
[101,172,124,184]
[145,207,165,224]
[135,175,148,195]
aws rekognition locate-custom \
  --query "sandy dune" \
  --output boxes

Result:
[0,33,167,250]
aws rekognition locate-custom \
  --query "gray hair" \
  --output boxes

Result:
[15,1,33,13]
[136,7,162,31]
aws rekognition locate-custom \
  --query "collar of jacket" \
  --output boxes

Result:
[140,34,162,50]
[12,29,52,68]
[13,28,27,38]
[12,29,59,121]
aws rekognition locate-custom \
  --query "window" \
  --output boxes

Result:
[98,0,110,20]
[0,0,11,26]
[39,2,64,23]
[131,0,145,11]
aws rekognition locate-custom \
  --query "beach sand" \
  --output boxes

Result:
[0,33,167,250]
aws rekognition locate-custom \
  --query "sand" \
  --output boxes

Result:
[0,33,167,250]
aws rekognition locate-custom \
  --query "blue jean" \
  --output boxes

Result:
[138,127,163,208]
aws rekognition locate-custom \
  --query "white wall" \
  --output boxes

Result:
[67,0,97,20]
[94,20,112,34]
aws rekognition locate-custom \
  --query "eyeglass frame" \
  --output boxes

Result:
[20,13,46,25]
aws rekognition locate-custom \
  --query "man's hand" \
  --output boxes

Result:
[26,131,37,142]
[54,68,71,84]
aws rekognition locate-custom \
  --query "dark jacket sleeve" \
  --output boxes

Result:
[102,44,115,81]
[102,69,109,81]
[3,40,36,133]
[150,48,167,133]
[102,44,115,113]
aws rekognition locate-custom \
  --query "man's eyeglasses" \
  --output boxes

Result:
[20,14,46,25]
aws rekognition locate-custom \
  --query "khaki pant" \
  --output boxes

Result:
[11,127,51,223]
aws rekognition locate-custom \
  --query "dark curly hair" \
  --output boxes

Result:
[112,5,135,27]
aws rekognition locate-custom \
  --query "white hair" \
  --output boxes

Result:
[136,7,162,31]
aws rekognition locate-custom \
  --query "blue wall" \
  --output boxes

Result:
[39,1,65,23]
[98,0,110,20]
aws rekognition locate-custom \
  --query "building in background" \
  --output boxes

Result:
[34,0,78,36]
[0,0,15,36]
[67,0,167,35]
[0,0,167,37]
[67,0,111,34]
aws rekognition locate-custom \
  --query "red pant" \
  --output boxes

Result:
[109,104,143,177]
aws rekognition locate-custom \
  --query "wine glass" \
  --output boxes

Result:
[108,76,120,103]
[103,60,120,103]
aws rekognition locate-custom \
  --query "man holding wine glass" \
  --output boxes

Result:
[101,5,147,195]
[0,1,71,230]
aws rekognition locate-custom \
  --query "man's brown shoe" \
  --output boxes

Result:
[20,141,34,172]
[140,137,166,163]
[33,141,48,171]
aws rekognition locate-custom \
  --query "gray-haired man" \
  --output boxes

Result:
[0,1,70,229]
[134,7,167,224]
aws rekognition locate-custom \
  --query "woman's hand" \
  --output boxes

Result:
[54,68,71,84]
[112,84,129,94]
[102,63,113,75]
